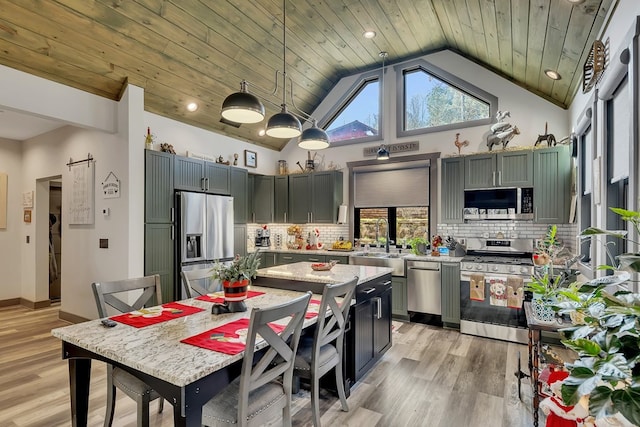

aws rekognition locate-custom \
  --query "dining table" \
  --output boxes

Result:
[51,285,323,427]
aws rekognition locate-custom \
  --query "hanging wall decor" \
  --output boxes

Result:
[101,171,120,199]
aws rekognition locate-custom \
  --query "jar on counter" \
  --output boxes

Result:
[278,160,288,175]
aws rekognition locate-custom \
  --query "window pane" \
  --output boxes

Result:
[358,208,388,245]
[326,79,379,143]
[404,69,490,131]
[396,207,429,246]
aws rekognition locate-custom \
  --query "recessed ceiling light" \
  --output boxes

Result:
[186,102,198,112]
[258,129,266,137]
[363,30,376,39]
[544,69,562,80]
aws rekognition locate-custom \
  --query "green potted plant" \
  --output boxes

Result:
[407,236,429,255]
[210,251,261,313]
[549,207,640,425]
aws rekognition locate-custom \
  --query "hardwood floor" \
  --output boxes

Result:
[0,304,537,426]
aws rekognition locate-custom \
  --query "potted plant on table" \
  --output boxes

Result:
[210,251,261,313]
[549,208,640,425]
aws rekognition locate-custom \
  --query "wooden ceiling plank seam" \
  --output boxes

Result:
[537,0,572,95]
[393,0,447,54]
[560,0,614,105]
[552,0,607,103]
[372,0,423,53]
[494,0,513,77]
[523,0,550,89]
[440,0,470,56]
[479,0,502,71]
[354,0,415,56]
[430,0,459,50]
[464,0,489,63]
[12,0,260,110]
[0,40,120,99]
[510,0,530,85]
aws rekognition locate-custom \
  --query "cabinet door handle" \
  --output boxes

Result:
[310,212,313,222]
[492,171,496,186]
[382,280,392,286]
[498,171,502,186]
[252,212,255,223]
[171,225,174,241]
[362,287,376,294]
[205,177,210,191]
[200,177,205,191]
[284,212,287,223]
[375,297,382,319]
[308,257,320,262]
[170,207,174,222]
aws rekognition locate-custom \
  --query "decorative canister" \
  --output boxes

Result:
[531,297,556,323]
[278,160,288,175]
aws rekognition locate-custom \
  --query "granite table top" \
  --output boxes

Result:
[51,286,320,387]
[255,262,393,285]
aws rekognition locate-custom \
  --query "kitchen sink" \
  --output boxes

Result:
[350,252,407,276]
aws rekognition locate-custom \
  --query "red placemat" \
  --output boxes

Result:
[305,299,322,319]
[195,290,265,304]
[181,318,285,355]
[110,302,204,328]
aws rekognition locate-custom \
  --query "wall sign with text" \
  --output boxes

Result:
[363,141,419,157]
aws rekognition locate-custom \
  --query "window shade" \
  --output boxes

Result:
[354,167,429,207]
[609,78,630,184]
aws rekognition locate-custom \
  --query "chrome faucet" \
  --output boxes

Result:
[375,218,390,253]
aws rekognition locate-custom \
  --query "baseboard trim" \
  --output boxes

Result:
[59,310,90,324]
[0,298,21,307]
[19,298,52,309]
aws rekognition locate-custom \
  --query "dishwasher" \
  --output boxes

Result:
[406,260,441,315]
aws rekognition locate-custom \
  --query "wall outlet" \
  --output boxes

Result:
[99,238,108,249]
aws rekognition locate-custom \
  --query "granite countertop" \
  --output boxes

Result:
[256,262,393,285]
[403,254,465,263]
[51,286,320,387]
[252,247,464,263]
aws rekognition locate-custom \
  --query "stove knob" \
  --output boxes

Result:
[476,265,483,271]
[491,265,498,272]
[521,267,530,274]
[508,266,516,273]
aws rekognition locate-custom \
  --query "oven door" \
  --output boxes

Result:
[460,270,529,330]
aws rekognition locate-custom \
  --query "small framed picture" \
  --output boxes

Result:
[23,209,32,223]
[244,150,257,168]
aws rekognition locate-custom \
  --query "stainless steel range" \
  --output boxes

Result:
[459,237,534,344]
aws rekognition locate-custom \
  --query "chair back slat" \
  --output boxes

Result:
[180,268,219,298]
[91,275,163,318]
[237,291,311,423]
[314,277,358,359]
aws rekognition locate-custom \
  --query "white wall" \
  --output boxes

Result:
[0,137,22,301]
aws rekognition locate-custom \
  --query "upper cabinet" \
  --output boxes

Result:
[230,167,248,224]
[174,156,230,195]
[274,175,289,223]
[533,146,571,223]
[251,175,274,224]
[289,171,343,223]
[464,150,533,189]
[145,150,174,223]
[440,157,464,224]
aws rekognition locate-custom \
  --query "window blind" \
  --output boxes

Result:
[354,167,429,207]
[609,78,630,184]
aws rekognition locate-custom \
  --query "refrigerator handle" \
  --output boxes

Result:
[170,207,174,222]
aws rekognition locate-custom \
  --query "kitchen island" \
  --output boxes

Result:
[253,262,393,393]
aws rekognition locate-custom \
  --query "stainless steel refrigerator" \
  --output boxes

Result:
[178,192,234,298]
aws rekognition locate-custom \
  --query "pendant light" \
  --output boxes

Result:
[265,0,301,138]
[376,145,390,160]
[298,119,329,149]
[221,80,265,124]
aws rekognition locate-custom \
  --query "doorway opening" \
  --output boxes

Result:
[49,180,62,301]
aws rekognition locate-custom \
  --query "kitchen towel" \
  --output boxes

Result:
[196,290,265,304]
[507,276,525,309]
[470,274,485,301]
[181,318,285,355]
[110,302,204,328]
[489,277,508,307]
[305,299,322,319]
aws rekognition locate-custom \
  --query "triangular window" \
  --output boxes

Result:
[324,74,381,144]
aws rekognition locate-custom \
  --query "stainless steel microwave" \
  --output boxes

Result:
[463,188,534,220]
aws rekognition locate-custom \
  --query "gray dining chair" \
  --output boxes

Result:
[293,276,358,427]
[91,275,165,427]
[180,268,220,299]
[201,291,312,427]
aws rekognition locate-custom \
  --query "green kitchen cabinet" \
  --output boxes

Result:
[144,223,174,302]
[230,167,248,224]
[533,145,571,223]
[464,150,533,189]
[233,224,247,256]
[441,262,461,328]
[174,155,230,195]
[326,254,349,265]
[274,175,289,223]
[391,277,409,320]
[251,175,274,223]
[275,252,307,265]
[144,150,174,223]
[288,171,343,223]
[440,157,464,223]
[261,251,277,268]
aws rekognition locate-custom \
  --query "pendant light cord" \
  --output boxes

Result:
[282,0,287,106]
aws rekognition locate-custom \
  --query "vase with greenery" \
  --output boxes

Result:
[210,251,261,313]
[550,207,640,425]
[407,236,429,255]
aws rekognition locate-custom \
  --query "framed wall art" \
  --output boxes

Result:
[244,150,257,168]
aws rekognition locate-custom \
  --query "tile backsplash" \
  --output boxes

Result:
[437,222,578,253]
[247,223,350,251]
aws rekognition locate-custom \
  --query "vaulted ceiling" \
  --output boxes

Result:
[0,0,616,149]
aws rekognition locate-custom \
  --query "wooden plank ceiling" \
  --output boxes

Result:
[0,0,616,150]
